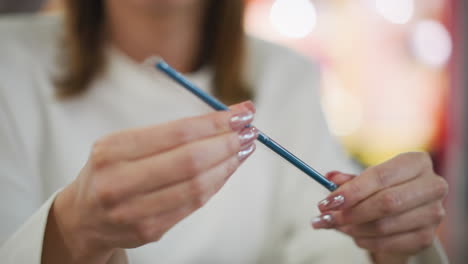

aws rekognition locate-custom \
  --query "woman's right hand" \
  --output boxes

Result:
[43,102,257,263]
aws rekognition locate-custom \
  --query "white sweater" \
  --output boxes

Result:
[0,15,447,264]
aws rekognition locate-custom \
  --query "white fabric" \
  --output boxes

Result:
[0,14,447,264]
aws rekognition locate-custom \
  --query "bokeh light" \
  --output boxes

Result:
[375,0,414,24]
[269,0,317,39]
[321,72,364,137]
[411,20,453,68]
[247,0,451,166]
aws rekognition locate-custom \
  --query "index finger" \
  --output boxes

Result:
[318,153,432,212]
[91,101,256,163]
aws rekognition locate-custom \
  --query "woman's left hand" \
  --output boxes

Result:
[312,152,448,263]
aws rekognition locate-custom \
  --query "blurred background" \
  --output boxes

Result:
[1,0,466,262]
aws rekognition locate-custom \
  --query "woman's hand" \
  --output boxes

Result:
[312,153,448,264]
[42,102,258,264]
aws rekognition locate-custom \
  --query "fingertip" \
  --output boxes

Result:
[229,101,256,114]
[240,100,256,114]
[325,171,341,180]
[318,193,346,212]
[311,212,340,229]
[326,172,356,186]
[238,143,256,162]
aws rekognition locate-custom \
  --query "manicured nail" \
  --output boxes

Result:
[325,171,341,180]
[238,143,256,161]
[239,127,258,146]
[242,101,256,114]
[311,214,335,229]
[230,111,254,130]
[318,194,345,211]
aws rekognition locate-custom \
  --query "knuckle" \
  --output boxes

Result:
[345,182,361,201]
[380,192,401,215]
[373,239,386,252]
[375,220,390,235]
[173,126,193,145]
[353,238,367,249]
[145,232,163,244]
[432,177,449,198]
[338,226,353,236]
[94,180,119,207]
[189,177,205,196]
[431,204,446,223]
[417,152,433,170]
[90,139,111,169]
[354,238,376,251]
[395,152,433,174]
[418,229,434,249]
[190,193,206,209]
[373,165,392,187]
[225,134,240,154]
[406,152,433,173]
[108,209,131,226]
[405,151,430,163]
[223,158,240,178]
[188,178,207,208]
[151,230,165,243]
[184,150,203,176]
[135,222,157,244]
[211,115,228,132]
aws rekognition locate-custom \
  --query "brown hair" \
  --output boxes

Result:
[57,0,251,105]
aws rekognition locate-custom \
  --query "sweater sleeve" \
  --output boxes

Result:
[0,192,59,263]
[0,191,130,264]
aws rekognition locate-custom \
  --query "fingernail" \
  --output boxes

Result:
[238,143,256,161]
[230,111,254,130]
[239,127,258,146]
[318,194,345,211]
[242,101,256,114]
[325,171,341,179]
[325,171,346,182]
[311,214,335,229]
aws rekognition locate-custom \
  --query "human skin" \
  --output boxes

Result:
[42,102,258,263]
[314,153,448,264]
[41,1,448,263]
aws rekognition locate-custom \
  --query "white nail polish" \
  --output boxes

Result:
[331,195,345,206]
[319,195,345,210]
[319,199,330,207]
[322,214,333,223]
[311,214,335,229]
[238,144,255,161]
[239,128,257,145]
[230,112,254,130]
[311,216,322,224]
